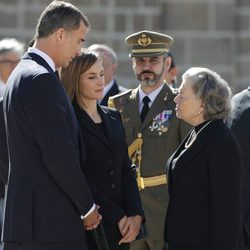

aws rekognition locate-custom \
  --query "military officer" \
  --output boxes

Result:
[109,30,191,250]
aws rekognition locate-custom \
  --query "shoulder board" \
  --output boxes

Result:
[108,89,132,108]
[118,85,128,93]
[110,88,132,100]
[100,105,117,113]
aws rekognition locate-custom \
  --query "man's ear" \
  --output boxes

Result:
[165,56,171,72]
[55,28,66,44]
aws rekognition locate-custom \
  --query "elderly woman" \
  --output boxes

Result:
[164,67,243,250]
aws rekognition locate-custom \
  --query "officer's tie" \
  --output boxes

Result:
[141,96,150,123]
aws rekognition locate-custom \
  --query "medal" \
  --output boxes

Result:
[149,110,172,135]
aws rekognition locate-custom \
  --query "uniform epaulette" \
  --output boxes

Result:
[111,88,132,100]
[108,89,132,108]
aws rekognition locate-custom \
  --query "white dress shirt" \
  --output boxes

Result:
[138,83,164,112]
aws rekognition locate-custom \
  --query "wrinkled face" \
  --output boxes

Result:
[79,59,105,101]
[132,55,167,87]
[174,80,204,126]
[0,51,21,83]
[58,21,88,68]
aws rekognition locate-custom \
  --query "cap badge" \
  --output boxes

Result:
[138,34,152,47]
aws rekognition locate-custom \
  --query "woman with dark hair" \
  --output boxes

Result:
[60,50,144,250]
[164,67,243,250]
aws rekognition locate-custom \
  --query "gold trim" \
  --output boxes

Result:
[139,174,167,189]
[132,42,169,46]
[131,48,169,53]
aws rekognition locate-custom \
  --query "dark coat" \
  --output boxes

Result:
[0,98,8,200]
[227,87,250,232]
[74,103,144,249]
[2,52,94,242]
[165,120,243,250]
[0,97,8,185]
[100,80,126,106]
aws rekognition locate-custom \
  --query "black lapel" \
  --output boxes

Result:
[109,81,120,95]
[74,103,112,152]
[98,105,119,151]
[100,81,120,106]
[171,120,219,187]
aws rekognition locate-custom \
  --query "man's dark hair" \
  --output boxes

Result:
[168,52,176,70]
[35,0,90,39]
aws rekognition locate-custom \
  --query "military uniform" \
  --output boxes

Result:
[109,30,191,250]
[109,83,190,248]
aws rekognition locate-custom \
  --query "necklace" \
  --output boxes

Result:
[185,120,212,149]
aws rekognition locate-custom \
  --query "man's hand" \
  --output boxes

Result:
[83,204,102,230]
[118,215,142,245]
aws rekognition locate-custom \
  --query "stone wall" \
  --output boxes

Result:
[0,0,249,93]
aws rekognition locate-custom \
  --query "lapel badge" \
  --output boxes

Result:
[164,92,168,102]
[149,110,173,135]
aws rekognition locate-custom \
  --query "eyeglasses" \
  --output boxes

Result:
[0,59,20,66]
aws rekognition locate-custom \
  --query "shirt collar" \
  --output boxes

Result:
[138,83,164,110]
[28,47,56,72]
[0,80,6,97]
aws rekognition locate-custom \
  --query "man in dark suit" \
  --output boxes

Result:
[0,38,24,250]
[88,44,127,106]
[0,98,8,250]
[2,1,101,250]
[227,86,250,249]
[0,98,8,184]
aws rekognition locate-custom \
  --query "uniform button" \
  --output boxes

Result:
[109,158,114,164]
[111,184,115,189]
[110,170,114,176]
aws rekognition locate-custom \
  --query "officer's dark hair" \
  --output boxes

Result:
[35,0,90,39]
[168,52,176,70]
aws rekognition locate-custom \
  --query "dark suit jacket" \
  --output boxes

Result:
[74,103,144,249]
[100,80,126,106]
[227,87,250,228]
[165,120,242,250]
[0,97,8,185]
[0,98,8,200]
[2,52,94,242]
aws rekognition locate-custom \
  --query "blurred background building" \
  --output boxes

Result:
[0,0,249,93]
